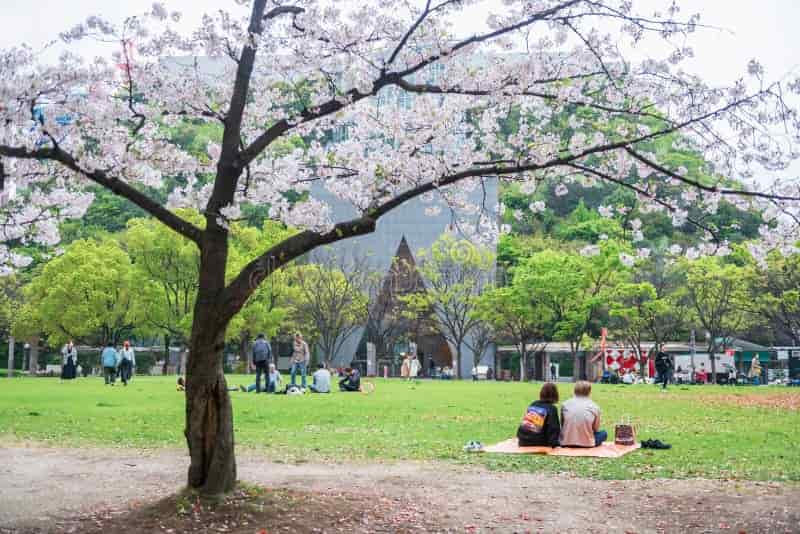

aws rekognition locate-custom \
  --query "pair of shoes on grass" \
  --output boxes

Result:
[463,440,484,452]
[641,439,671,450]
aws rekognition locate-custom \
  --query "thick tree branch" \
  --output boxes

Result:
[219,0,268,166]
[384,0,433,70]
[625,148,800,202]
[0,144,203,243]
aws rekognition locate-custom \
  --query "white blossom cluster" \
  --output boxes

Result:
[0,0,798,272]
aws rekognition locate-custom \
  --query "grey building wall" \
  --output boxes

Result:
[310,180,498,378]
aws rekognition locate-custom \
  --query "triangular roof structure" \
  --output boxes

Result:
[377,236,426,303]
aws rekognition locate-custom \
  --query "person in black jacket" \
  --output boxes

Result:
[655,347,672,389]
[517,382,561,447]
[339,368,361,392]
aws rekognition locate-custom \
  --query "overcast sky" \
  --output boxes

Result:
[2,0,798,84]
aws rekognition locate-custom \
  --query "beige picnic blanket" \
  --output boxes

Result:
[483,438,640,458]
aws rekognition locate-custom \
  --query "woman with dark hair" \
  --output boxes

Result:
[61,340,78,381]
[517,382,561,447]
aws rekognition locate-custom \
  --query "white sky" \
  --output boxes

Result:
[1,0,798,84]
[1,0,798,182]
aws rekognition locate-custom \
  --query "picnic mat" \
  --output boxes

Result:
[483,438,640,458]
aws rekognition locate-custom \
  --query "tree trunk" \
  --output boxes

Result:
[163,334,170,375]
[709,349,717,384]
[519,350,526,382]
[572,350,580,382]
[239,330,250,374]
[185,303,237,496]
[638,348,646,380]
[7,336,14,377]
[184,229,237,497]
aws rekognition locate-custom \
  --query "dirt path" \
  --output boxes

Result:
[1,446,798,533]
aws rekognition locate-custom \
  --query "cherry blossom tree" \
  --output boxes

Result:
[1,0,799,495]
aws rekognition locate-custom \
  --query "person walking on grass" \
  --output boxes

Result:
[559,381,607,448]
[61,340,78,381]
[118,340,136,386]
[290,332,310,388]
[655,346,672,390]
[101,341,119,386]
[400,353,410,379]
[409,355,420,380]
[251,333,273,393]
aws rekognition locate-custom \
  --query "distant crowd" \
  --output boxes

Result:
[211,331,364,395]
[58,339,137,386]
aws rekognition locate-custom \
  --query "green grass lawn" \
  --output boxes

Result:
[1,375,798,481]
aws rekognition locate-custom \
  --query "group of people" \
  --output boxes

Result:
[59,340,136,386]
[238,331,363,394]
[400,353,421,380]
[100,340,136,386]
[517,381,607,448]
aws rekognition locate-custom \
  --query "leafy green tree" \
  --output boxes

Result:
[60,186,149,243]
[125,210,296,372]
[0,276,23,375]
[286,256,368,365]
[402,235,495,378]
[554,201,624,243]
[20,239,137,348]
[683,257,752,382]
[515,241,629,379]
[123,211,202,372]
[474,285,553,380]
[748,251,800,345]
[609,282,659,377]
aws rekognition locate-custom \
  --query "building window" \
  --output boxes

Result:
[397,90,412,109]
[331,124,349,143]
[427,62,445,84]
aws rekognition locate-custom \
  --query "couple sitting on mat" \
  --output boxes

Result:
[517,380,607,448]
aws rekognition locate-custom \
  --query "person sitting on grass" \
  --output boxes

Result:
[310,363,331,393]
[517,382,561,447]
[559,381,607,448]
[240,363,282,393]
[267,363,281,393]
[177,376,185,391]
[339,367,361,392]
[622,369,634,384]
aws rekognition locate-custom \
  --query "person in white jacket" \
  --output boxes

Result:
[118,340,136,386]
[409,355,421,379]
